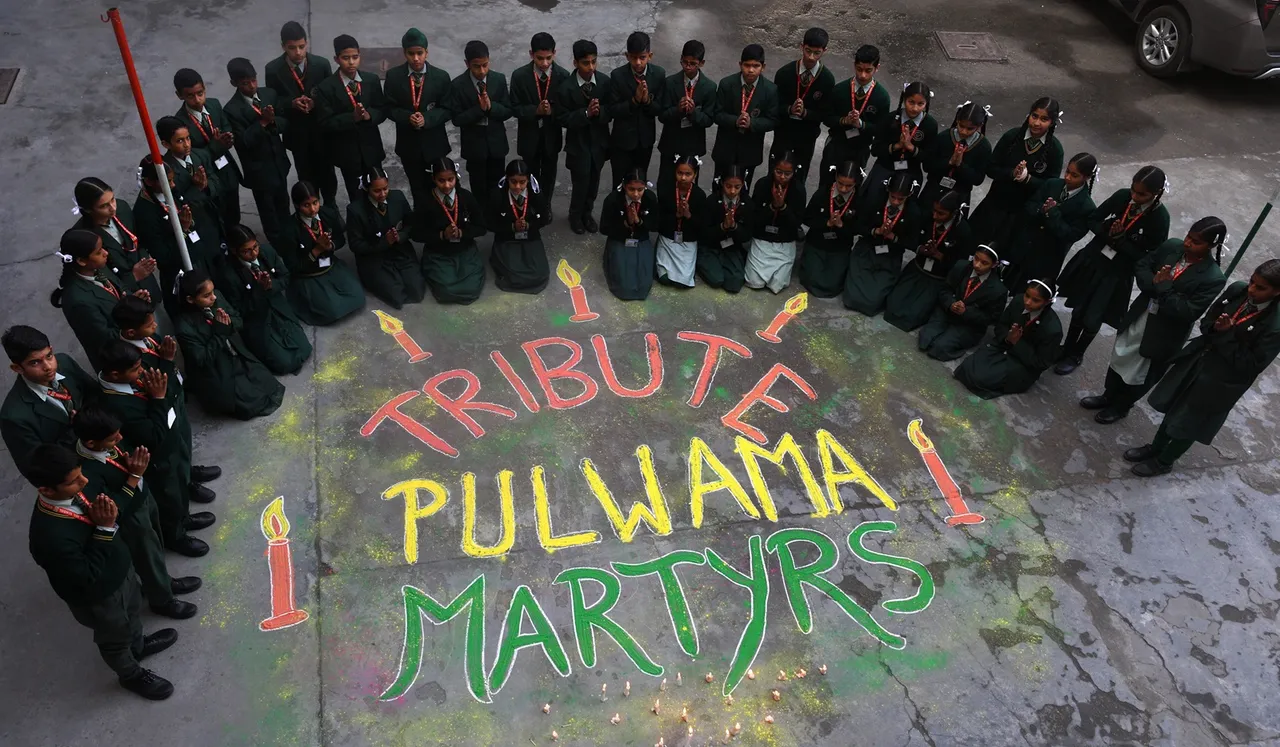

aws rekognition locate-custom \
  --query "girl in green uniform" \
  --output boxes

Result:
[345,167,426,309]
[884,190,972,331]
[696,167,753,293]
[1080,217,1228,424]
[173,269,284,420]
[488,160,551,294]
[73,177,161,302]
[919,101,991,208]
[861,82,936,211]
[797,161,860,298]
[968,97,1064,249]
[215,225,313,375]
[1127,259,1280,476]
[601,168,659,300]
[1055,165,1171,374]
[745,152,806,294]
[655,156,708,288]
[1002,152,1097,295]
[843,171,920,316]
[280,181,366,325]
[132,157,224,321]
[51,230,146,372]
[955,279,1063,399]
[918,244,1008,361]
[418,157,488,304]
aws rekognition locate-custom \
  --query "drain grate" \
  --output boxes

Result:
[0,68,18,104]
[358,49,405,79]
[935,32,1006,62]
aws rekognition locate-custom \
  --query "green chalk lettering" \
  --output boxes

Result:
[488,585,572,694]
[612,550,707,657]
[705,535,770,695]
[379,577,490,703]
[553,567,664,675]
[847,521,935,614]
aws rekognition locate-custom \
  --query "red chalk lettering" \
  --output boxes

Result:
[422,369,518,439]
[361,390,460,458]
[591,333,664,399]
[721,364,818,445]
[677,332,753,408]
[521,337,600,410]
[490,351,541,413]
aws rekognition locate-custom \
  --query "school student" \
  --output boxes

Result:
[954,280,1063,399]
[919,101,992,208]
[488,159,551,293]
[266,21,338,205]
[50,229,140,372]
[1,326,96,472]
[173,68,242,229]
[556,39,613,235]
[451,41,511,211]
[657,45,715,196]
[215,225,313,375]
[843,172,920,316]
[156,116,220,212]
[696,166,753,293]
[346,168,425,309]
[132,156,224,296]
[1055,165,1171,374]
[72,178,161,304]
[279,181,366,324]
[601,167,659,300]
[656,155,708,288]
[819,44,891,179]
[968,97,1065,248]
[418,157,488,304]
[173,270,285,420]
[315,35,389,201]
[797,161,860,298]
[1127,259,1280,476]
[224,58,292,248]
[712,45,779,187]
[24,444,178,699]
[770,28,834,181]
[510,33,571,215]
[863,82,937,210]
[884,190,973,331]
[745,151,806,294]
[606,32,665,190]
[918,245,1008,361]
[1002,152,1098,295]
[386,28,455,214]
[1080,217,1229,424]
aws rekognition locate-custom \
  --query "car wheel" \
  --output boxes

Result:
[1135,4,1191,78]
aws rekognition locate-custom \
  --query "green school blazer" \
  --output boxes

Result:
[554,73,613,168]
[97,377,190,477]
[264,53,332,153]
[821,79,892,160]
[938,262,1008,330]
[315,72,389,172]
[58,274,127,371]
[385,62,455,164]
[223,88,292,192]
[1122,239,1227,361]
[605,63,666,152]
[175,99,243,193]
[450,71,512,161]
[28,481,136,605]
[509,61,571,158]
[1,354,96,471]
[711,74,779,169]
[656,71,717,158]
[773,60,836,142]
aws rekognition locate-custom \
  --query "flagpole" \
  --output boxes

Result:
[1224,183,1279,279]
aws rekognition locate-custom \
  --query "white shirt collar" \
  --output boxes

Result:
[121,336,149,351]
[293,59,306,73]
[301,214,316,227]
[577,72,596,87]
[409,63,426,74]
[740,74,758,88]
[44,496,80,511]
[1024,129,1043,143]
[509,188,527,200]
[77,441,112,462]
[24,372,66,404]
[1250,299,1273,311]
[471,75,487,90]
[436,187,456,202]
[902,111,924,126]
[97,374,135,395]
[154,191,169,206]
[185,105,209,119]
[630,65,648,78]
[970,269,990,281]
[1027,308,1044,321]
[76,272,103,285]
[856,80,874,95]
[1064,185,1085,199]
[683,72,699,87]
[241,92,260,107]
[953,128,982,147]
[240,257,261,270]
[799,59,821,76]
[341,71,363,85]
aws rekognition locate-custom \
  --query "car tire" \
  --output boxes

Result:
[1135,4,1191,78]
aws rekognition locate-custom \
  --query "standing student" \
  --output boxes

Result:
[419,157,488,304]
[820,45,891,179]
[50,230,141,372]
[606,32,665,190]
[1,326,95,473]
[279,181,366,325]
[173,68,242,230]
[797,161,860,298]
[600,167,659,300]
[883,190,972,331]
[656,40,716,192]
[346,168,425,309]
[655,155,708,288]
[224,58,292,248]
[1003,152,1098,295]
[919,101,992,208]
[968,97,1064,248]
[173,270,285,420]
[488,159,551,293]
[132,156,223,296]
[156,116,220,212]
[954,279,1063,399]
[510,33,570,215]
[1055,165,1171,374]
[744,151,806,294]
[266,21,338,205]
[696,166,753,293]
[24,445,178,699]
[72,178,161,304]
[1127,259,1280,476]
[1080,217,1228,424]
[770,28,835,182]
[451,40,511,211]
[863,81,937,210]
[556,39,613,235]
[712,45,779,187]
[315,35,388,201]
[215,225,313,375]
[843,171,921,316]
[917,245,1008,361]
[386,28,454,214]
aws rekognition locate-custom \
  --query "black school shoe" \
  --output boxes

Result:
[138,629,178,660]
[1131,460,1173,477]
[185,511,216,531]
[191,465,221,483]
[570,216,586,234]
[1094,408,1129,425]
[120,669,174,700]
[171,536,209,558]
[1053,355,1083,375]
[189,484,216,503]
[583,215,599,233]
[150,599,198,619]
[170,576,202,595]
[1079,395,1109,410]
[1123,444,1157,462]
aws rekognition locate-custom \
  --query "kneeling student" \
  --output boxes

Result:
[216,225,313,375]
[279,181,366,325]
[419,157,488,304]
[696,167,753,293]
[917,244,1008,361]
[346,168,425,309]
[601,168,659,300]
[488,159,551,294]
[745,151,805,294]
[656,155,708,288]
[883,189,972,331]
[954,279,1063,399]
[797,161,860,298]
[843,172,920,316]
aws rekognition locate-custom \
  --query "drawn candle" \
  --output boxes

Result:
[556,259,600,322]
[907,418,985,526]
[756,292,808,343]
[259,496,310,631]
[372,310,431,363]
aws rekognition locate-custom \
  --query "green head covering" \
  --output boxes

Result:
[402,28,428,50]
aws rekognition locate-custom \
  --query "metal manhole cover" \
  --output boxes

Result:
[935,32,1006,62]
[357,49,405,79]
[0,68,18,104]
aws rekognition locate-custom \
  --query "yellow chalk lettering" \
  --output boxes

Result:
[816,428,897,511]
[581,445,672,542]
[532,465,601,551]
[461,471,517,558]
[688,437,759,528]
[382,479,449,564]
[733,432,827,519]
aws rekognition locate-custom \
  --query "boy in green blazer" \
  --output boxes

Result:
[605,31,665,190]
[225,58,292,248]
[712,45,779,188]
[451,40,512,212]
[386,28,455,213]
[315,34,389,201]
[556,39,613,234]
[174,68,242,230]
[156,116,221,220]
[510,32,570,215]
[657,40,717,191]
[266,22,338,204]
[771,28,835,180]
[2,326,95,473]
[819,45,891,177]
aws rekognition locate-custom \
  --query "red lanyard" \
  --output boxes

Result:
[303,217,326,243]
[633,68,647,88]
[39,495,94,525]
[1169,259,1198,282]
[99,276,121,300]
[111,216,138,250]
[963,275,983,300]
[724,199,739,225]
[288,64,306,93]
[409,70,424,111]
[103,448,129,474]
[535,68,552,101]
[344,80,362,110]
[509,192,528,224]
[435,193,459,228]
[881,204,904,233]
[1114,202,1146,234]
[795,63,817,101]
[851,81,875,118]
[186,111,219,142]
[930,221,953,249]
[901,120,920,144]
[829,188,854,221]
[1231,301,1263,326]
[47,384,71,402]
[675,186,692,230]
[1022,313,1041,331]
[684,77,695,100]
[741,81,757,114]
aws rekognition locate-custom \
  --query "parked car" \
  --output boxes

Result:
[1107,0,1280,78]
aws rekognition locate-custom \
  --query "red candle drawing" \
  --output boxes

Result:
[556,259,600,322]
[756,292,809,343]
[906,419,985,526]
[259,496,310,631]
[373,310,431,362]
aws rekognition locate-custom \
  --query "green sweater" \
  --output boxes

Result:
[29,485,135,605]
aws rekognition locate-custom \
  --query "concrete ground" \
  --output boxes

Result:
[1,0,1279,745]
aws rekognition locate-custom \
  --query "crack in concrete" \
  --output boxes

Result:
[878,653,938,747]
